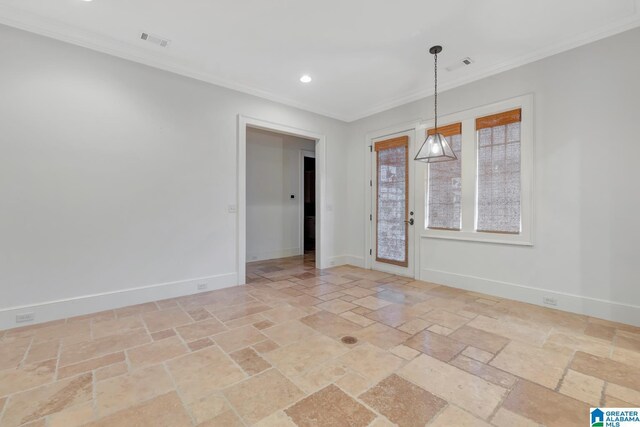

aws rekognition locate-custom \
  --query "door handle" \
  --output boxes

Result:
[405,218,414,225]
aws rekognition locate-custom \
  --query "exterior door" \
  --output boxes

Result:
[371,132,415,277]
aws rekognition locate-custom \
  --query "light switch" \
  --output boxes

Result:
[228,205,237,213]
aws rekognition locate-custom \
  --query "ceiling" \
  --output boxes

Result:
[1,0,639,122]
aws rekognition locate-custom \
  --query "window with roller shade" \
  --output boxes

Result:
[476,109,522,234]
[420,95,532,245]
[427,123,462,230]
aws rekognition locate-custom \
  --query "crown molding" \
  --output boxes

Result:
[1,2,639,123]
[0,4,348,122]
[345,0,640,122]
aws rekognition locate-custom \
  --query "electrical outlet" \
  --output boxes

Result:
[227,205,237,213]
[197,283,208,291]
[542,297,558,306]
[16,313,35,323]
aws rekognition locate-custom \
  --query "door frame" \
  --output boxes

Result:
[238,115,327,285]
[299,150,316,254]
[364,120,421,278]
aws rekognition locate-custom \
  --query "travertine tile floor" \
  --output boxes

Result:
[1,254,639,426]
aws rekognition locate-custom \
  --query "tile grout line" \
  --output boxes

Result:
[554,349,578,394]
[609,330,619,359]
[423,402,456,426]
[17,336,35,370]
[90,365,98,425]
[53,339,62,381]
[601,381,609,407]
[486,376,517,424]
[0,395,8,426]
[220,392,250,427]
[331,380,392,426]
[161,361,199,426]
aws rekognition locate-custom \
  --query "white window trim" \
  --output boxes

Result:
[419,94,534,246]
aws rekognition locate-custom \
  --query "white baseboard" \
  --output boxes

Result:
[421,268,640,327]
[328,255,366,268]
[0,273,238,330]
[247,247,302,262]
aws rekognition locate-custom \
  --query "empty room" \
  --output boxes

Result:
[1,1,639,426]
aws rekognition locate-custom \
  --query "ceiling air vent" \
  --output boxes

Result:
[140,32,171,48]
[446,57,474,72]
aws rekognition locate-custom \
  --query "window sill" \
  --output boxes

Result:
[421,230,533,246]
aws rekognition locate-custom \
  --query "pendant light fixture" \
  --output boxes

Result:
[415,45,457,163]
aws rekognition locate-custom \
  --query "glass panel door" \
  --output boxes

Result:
[375,136,409,267]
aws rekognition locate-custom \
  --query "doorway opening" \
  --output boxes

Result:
[302,152,316,259]
[237,116,326,285]
[245,128,315,269]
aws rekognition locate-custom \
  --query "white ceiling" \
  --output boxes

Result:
[1,0,639,122]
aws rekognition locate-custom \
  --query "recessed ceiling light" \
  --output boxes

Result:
[299,75,312,83]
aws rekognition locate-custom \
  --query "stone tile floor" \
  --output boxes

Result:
[1,254,639,426]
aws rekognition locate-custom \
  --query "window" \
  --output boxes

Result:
[476,109,522,234]
[427,123,462,230]
[421,95,533,245]
[375,136,409,266]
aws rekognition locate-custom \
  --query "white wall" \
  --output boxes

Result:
[347,27,640,325]
[0,24,350,329]
[2,21,639,328]
[246,128,315,261]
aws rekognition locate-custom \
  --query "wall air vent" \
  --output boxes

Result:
[140,32,171,48]
[446,57,474,72]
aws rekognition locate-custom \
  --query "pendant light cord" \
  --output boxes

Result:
[434,51,438,132]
